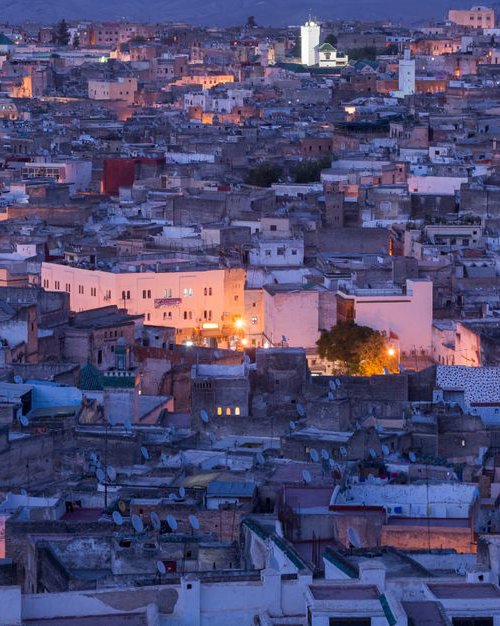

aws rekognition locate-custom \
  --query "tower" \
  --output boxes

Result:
[301,19,320,67]
[398,48,415,96]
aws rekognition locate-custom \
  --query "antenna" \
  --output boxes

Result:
[112,510,123,526]
[166,514,177,531]
[107,466,116,481]
[151,511,161,531]
[347,527,362,548]
[131,514,144,534]
[302,469,312,484]
[200,409,209,424]
[189,514,200,530]
[156,560,166,575]
[296,403,305,418]
[141,446,151,461]
[309,448,319,463]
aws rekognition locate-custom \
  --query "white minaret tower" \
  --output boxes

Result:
[301,18,320,66]
[398,48,416,96]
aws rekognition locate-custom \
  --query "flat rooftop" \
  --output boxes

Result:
[310,584,379,600]
[429,583,500,599]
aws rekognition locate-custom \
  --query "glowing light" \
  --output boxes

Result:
[387,347,396,357]
[185,340,194,347]
[234,318,245,329]
[241,338,248,346]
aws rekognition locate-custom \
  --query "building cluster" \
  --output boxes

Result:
[1,6,500,626]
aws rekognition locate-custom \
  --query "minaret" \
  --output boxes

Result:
[398,48,416,96]
[301,17,320,66]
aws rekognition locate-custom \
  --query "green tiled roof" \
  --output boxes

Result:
[0,34,14,46]
[79,363,103,391]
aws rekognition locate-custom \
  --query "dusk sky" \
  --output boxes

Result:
[1,0,488,25]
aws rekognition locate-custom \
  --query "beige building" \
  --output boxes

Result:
[88,77,138,103]
[448,6,495,28]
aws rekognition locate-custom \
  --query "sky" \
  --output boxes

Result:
[1,0,494,26]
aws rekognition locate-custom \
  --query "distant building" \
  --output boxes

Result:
[448,5,495,28]
[398,49,416,96]
[301,19,320,67]
[317,43,348,68]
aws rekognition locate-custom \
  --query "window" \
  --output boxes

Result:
[43,278,49,289]
[91,287,97,297]
[217,407,222,415]
[183,287,193,297]
[204,287,207,296]
[65,283,71,292]
[146,313,151,321]
[209,287,212,296]
[270,224,277,231]
[453,619,493,626]
[277,247,285,256]
[226,407,231,415]
[54,281,60,290]
[183,311,187,320]
[78,285,84,294]
[329,620,371,626]
[235,407,240,416]
[164,288,172,297]
[292,249,298,255]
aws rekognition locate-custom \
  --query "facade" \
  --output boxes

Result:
[336,279,433,356]
[448,6,495,28]
[88,77,138,103]
[301,19,320,66]
[317,43,348,68]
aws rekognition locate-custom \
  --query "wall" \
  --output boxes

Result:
[264,288,320,349]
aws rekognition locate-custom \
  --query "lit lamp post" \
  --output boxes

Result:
[387,345,400,372]
[234,318,246,350]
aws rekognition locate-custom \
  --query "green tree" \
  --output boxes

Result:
[317,321,398,375]
[245,162,282,187]
[347,46,377,61]
[293,156,331,183]
[55,19,70,46]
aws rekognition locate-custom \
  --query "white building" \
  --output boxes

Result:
[398,48,416,96]
[318,43,349,68]
[301,19,320,67]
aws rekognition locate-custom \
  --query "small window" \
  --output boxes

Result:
[235,407,240,416]
[226,407,231,415]
[217,407,222,415]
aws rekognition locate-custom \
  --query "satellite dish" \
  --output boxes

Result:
[151,511,161,530]
[369,448,377,459]
[179,486,186,498]
[289,420,296,431]
[108,414,118,426]
[382,444,390,456]
[166,515,177,531]
[409,451,417,463]
[189,514,200,530]
[296,403,305,418]
[329,458,336,469]
[256,452,265,465]
[112,510,123,526]
[160,453,168,466]
[20,488,27,496]
[96,468,105,482]
[19,415,29,427]
[335,378,341,387]
[329,379,336,391]
[156,560,166,575]
[208,432,216,444]
[302,469,312,484]
[328,391,335,401]
[124,419,132,432]
[131,514,144,533]
[141,446,150,461]
[340,446,347,457]
[310,448,319,463]
[200,409,209,424]
[89,452,97,463]
[347,527,362,548]
[107,466,116,481]
[13,375,23,384]
[321,449,330,460]
[168,493,177,501]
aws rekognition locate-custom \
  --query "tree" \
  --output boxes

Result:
[293,156,331,183]
[55,19,70,47]
[246,16,257,29]
[347,46,378,61]
[324,33,337,47]
[73,34,80,49]
[245,162,282,188]
[317,321,398,375]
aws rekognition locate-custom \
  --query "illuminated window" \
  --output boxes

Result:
[235,407,240,416]
[226,407,231,416]
[217,407,222,415]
